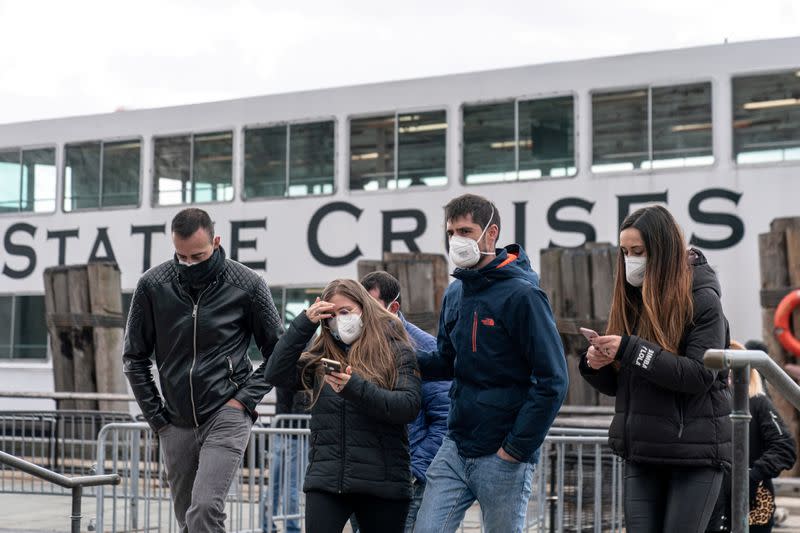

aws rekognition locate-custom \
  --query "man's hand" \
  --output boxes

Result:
[496,447,520,463]
[225,398,246,411]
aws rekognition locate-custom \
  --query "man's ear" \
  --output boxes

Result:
[213,235,221,248]
[485,224,500,248]
[389,301,401,315]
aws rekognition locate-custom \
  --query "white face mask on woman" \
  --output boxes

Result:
[624,256,647,287]
[329,313,363,344]
[448,205,495,269]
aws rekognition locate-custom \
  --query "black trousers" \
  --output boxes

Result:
[306,490,409,533]
[625,462,723,533]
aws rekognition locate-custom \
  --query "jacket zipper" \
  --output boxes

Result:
[189,284,213,427]
[226,356,239,390]
[472,311,478,353]
[677,400,684,439]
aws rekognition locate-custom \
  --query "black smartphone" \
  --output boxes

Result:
[321,357,342,375]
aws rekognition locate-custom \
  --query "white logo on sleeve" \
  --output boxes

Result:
[634,346,655,370]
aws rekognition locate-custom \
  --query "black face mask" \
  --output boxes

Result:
[176,247,223,288]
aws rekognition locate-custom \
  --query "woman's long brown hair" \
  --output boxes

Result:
[606,206,693,353]
[298,279,411,404]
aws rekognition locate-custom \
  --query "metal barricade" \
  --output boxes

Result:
[0,410,134,495]
[93,420,622,533]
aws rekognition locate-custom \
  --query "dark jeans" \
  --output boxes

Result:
[159,406,253,533]
[625,461,723,533]
[306,490,409,533]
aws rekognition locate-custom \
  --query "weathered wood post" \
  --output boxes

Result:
[44,262,127,413]
[540,243,617,407]
[758,217,800,475]
[357,252,449,336]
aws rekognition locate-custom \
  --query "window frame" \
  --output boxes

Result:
[61,135,144,213]
[731,67,800,169]
[347,106,450,196]
[0,143,58,217]
[151,128,236,208]
[240,116,338,202]
[589,79,716,178]
[459,91,579,186]
[0,292,50,363]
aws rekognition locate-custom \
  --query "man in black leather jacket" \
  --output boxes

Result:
[123,208,282,532]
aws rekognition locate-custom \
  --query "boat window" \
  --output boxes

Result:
[244,120,335,199]
[733,70,800,164]
[592,82,713,173]
[464,96,576,184]
[64,139,140,211]
[0,147,56,213]
[153,131,233,205]
[350,110,446,191]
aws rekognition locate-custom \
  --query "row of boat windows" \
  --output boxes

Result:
[0,287,321,360]
[1,69,799,214]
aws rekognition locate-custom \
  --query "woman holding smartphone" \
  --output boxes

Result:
[579,205,731,532]
[264,279,421,533]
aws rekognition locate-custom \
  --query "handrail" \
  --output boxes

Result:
[0,450,119,488]
[704,348,800,533]
[0,450,120,533]
[704,349,800,409]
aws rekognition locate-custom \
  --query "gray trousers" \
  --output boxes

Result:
[159,405,253,532]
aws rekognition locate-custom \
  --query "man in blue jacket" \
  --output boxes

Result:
[360,271,451,532]
[414,194,568,533]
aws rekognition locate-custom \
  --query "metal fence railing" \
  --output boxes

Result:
[91,422,624,533]
[0,410,134,495]
[0,449,120,533]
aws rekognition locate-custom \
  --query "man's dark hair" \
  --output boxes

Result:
[171,208,215,241]
[444,194,501,237]
[360,271,402,306]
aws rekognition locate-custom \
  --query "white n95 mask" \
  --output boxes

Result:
[624,256,647,287]
[448,205,495,269]
[330,314,363,344]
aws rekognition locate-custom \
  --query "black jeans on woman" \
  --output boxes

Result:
[625,462,724,533]
[306,490,409,533]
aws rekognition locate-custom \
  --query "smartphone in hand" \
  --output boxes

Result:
[321,357,342,375]
[579,327,599,342]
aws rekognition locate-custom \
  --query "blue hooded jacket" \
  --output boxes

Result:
[399,314,451,483]
[418,244,568,463]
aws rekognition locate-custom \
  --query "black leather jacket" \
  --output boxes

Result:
[123,249,283,430]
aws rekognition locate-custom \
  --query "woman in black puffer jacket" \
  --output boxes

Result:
[264,279,421,533]
[579,205,731,533]
[706,342,796,533]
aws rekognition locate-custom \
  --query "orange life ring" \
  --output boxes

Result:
[775,290,800,357]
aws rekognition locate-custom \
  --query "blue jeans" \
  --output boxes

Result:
[413,436,534,533]
[404,481,426,532]
[264,436,301,533]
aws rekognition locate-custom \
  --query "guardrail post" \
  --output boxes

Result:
[130,428,141,529]
[730,364,751,533]
[71,485,83,533]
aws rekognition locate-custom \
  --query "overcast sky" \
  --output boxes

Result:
[1,0,798,124]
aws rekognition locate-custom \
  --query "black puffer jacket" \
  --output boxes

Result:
[123,248,283,430]
[264,312,421,500]
[580,249,732,468]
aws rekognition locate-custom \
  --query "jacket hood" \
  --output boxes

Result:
[689,248,721,297]
[452,244,539,292]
